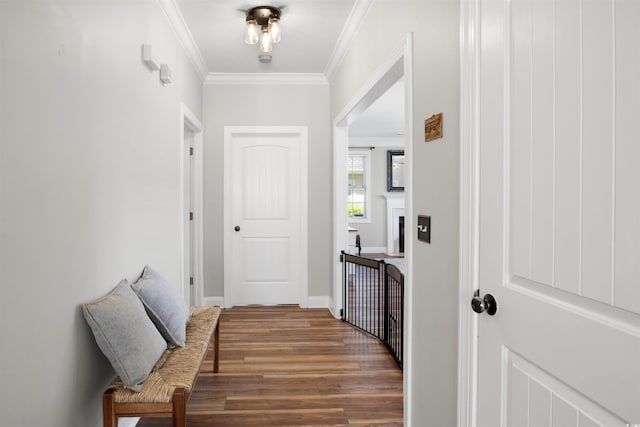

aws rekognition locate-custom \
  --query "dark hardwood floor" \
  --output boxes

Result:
[137,305,403,426]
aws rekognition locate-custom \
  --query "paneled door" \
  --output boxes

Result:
[224,127,308,307]
[472,0,640,426]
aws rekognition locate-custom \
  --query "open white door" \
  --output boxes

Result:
[224,126,308,307]
[470,0,640,426]
[180,103,203,307]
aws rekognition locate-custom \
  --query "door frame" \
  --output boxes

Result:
[331,32,414,424]
[180,103,204,306]
[223,126,309,308]
[458,0,481,425]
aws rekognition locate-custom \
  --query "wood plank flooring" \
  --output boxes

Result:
[137,305,403,426]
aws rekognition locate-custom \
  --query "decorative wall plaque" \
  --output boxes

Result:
[425,113,443,142]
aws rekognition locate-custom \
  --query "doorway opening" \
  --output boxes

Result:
[332,33,414,420]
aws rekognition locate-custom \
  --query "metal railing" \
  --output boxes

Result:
[341,251,404,369]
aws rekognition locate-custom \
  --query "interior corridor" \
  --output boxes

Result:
[137,305,403,426]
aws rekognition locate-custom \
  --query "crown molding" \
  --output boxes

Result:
[157,0,208,82]
[204,73,328,85]
[324,0,373,81]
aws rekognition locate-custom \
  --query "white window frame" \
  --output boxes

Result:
[347,149,372,223]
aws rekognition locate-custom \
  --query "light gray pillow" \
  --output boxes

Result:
[82,279,167,391]
[131,266,189,348]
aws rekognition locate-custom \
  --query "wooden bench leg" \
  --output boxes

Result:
[172,388,187,427]
[102,389,117,427]
[214,321,220,373]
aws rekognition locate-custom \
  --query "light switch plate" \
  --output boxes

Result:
[418,215,431,243]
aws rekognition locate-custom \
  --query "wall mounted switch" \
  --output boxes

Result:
[418,215,431,243]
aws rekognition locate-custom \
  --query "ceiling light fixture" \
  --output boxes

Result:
[244,6,282,53]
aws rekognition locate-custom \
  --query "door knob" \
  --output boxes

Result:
[234,226,241,232]
[471,290,497,315]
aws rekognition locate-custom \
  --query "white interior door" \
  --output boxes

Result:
[474,0,640,426]
[185,128,195,306]
[180,103,203,307]
[224,127,308,307]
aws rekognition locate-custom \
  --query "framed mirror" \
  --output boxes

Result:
[387,150,405,192]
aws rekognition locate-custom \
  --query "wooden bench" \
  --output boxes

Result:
[102,306,221,427]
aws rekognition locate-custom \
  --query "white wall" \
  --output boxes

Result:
[202,82,331,299]
[330,1,460,425]
[0,2,203,426]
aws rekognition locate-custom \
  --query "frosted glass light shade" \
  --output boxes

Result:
[245,19,259,44]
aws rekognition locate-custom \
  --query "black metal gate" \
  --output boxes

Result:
[341,251,404,369]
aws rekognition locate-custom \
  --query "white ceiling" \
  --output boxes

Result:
[172,0,404,138]
[349,80,405,140]
[176,0,357,74]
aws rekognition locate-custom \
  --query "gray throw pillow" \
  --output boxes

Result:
[131,266,189,348]
[82,279,167,392]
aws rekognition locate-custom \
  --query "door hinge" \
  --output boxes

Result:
[190,277,194,286]
[340,308,344,319]
[189,147,194,156]
[339,252,344,263]
[189,212,193,221]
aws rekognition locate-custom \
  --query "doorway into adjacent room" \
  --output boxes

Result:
[332,33,413,420]
[332,35,412,319]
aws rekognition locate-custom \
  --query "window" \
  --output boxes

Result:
[347,150,371,222]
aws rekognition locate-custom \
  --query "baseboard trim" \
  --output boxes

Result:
[328,297,341,319]
[307,296,330,309]
[118,418,140,427]
[202,296,224,307]
[202,296,331,309]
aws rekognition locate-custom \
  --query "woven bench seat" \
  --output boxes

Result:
[103,306,221,427]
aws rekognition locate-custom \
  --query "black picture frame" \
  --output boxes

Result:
[387,150,405,192]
